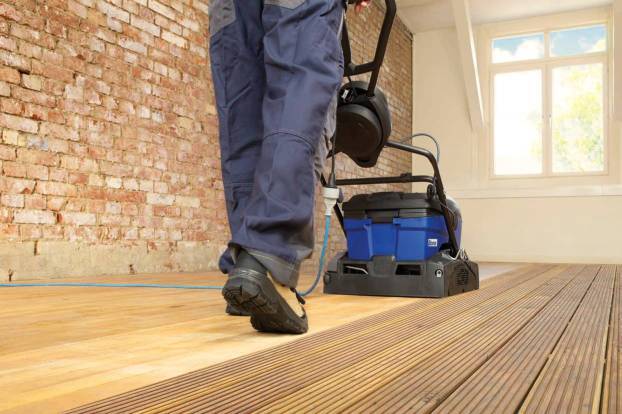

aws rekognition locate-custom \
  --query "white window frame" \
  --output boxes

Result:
[482,9,613,181]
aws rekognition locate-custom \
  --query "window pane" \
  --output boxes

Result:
[492,34,544,63]
[552,63,605,173]
[494,70,543,175]
[550,25,607,57]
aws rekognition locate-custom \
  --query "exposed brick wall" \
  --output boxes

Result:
[0,0,412,280]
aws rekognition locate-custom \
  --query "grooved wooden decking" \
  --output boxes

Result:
[66,264,621,414]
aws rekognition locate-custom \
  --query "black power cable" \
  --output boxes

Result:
[400,132,441,164]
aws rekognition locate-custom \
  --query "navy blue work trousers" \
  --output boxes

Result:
[209,0,345,287]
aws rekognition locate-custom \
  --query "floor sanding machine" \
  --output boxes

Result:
[321,0,479,298]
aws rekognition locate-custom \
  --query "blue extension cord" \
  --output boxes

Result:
[0,282,223,290]
[0,216,333,298]
[300,215,331,297]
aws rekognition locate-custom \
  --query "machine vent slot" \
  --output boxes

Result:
[456,265,469,286]
[396,264,422,276]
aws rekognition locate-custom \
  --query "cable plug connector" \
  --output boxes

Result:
[322,186,340,217]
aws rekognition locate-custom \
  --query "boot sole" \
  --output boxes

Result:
[225,303,251,317]
[222,269,308,335]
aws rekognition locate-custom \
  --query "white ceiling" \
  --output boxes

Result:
[396,0,613,33]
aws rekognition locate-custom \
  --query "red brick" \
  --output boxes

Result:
[36,181,77,197]
[131,15,160,37]
[162,30,186,48]
[3,161,27,177]
[68,0,88,19]
[23,103,49,121]
[41,225,64,239]
[0,49,30,72]
[0,80,9,96]
[122,203,138,216]
[97,0,130,23]
[22,74,42,91]
[148,0,175,20]
[101,214,130,226]
[10,24,54,48]
[106,189,145,203]
[0,98,23,115]
[1,194,24,208]
[0,3,23,23]
[25,194,47,210]
[20,223,43,239]
[18,40,42,59]
[14,209,56,224]
[48,167,68,182]
[58,211,96,226]
[41,64,74,83]
[27,164,49,180]
[0,177,36,194]
[147,192,174,206]
[68,172,88,185]
[12,87,56,107]
[0,113,38,133]
[0,145,16,160]
[0,224,19,238]
[0,66,20,83]
[86,199,106,213]
[123,227,138,240]
[40,122,80,141]
[47,197,66,211]
[17,148,57,166]
[0,207,12,223]
[64,199,87,212]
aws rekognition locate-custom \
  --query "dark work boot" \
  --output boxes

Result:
[225,303,250,316]
[222,251,308,335]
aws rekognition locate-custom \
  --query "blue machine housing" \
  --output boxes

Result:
[343,192,462,262]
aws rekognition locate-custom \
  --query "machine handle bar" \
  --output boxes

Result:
[342,0,397,96]
[385,141,460,255]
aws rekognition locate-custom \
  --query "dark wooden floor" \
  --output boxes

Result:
[67,264,621,414]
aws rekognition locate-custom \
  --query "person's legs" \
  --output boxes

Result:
[231,0,345,289]
[223,0,344,333]
[208,0,265,276]
[222,0,344,334]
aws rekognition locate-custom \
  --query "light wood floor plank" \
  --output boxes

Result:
[64,265,555,413]
[602,265,621,414]
[431,265,597,413]
[519,265,616,414]
[262,265,584,414]
[0,265,523,413]
[55,263,619,414]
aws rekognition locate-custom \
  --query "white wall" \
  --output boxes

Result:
[413,17,622,264]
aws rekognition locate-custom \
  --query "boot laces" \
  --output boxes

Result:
[292,288,306,305]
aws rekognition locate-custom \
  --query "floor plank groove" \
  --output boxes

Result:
[2,263,620,414]
[258,265,570,414]
[602,265,620,414]
[434,265,597,414]
[519,265,616,414]
[66,265,548,414]
[348,265,592,414]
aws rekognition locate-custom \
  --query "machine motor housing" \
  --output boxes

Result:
[324,191,479,298]
[343,192,462,262]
